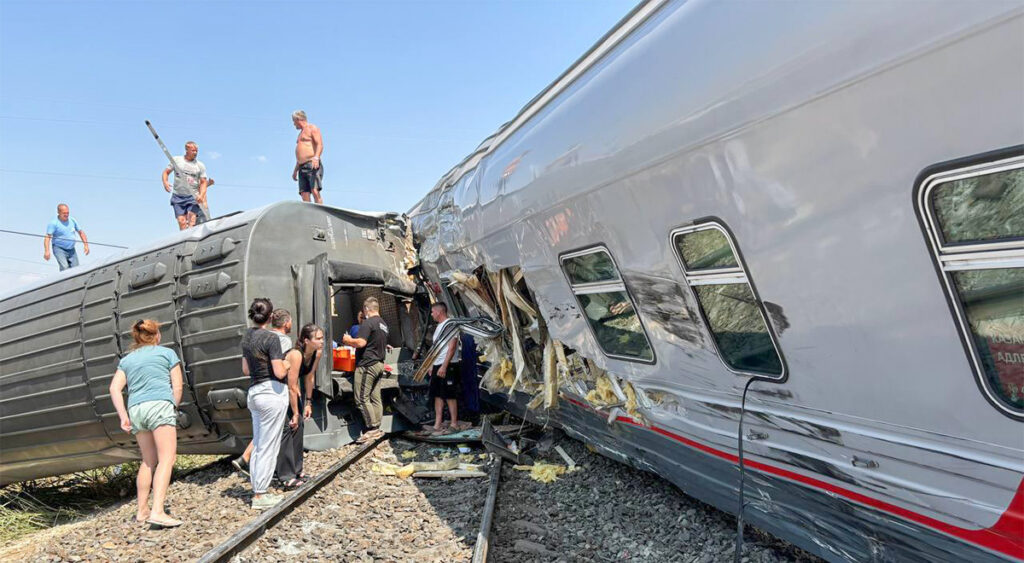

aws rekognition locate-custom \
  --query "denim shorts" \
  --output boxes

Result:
[128,400,177,434]
[170,194,201,217]
[298,161,324,194]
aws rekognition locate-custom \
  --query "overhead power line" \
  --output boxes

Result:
[0,255,56,267]
[0,229,129,249]
[0,268,44,279]
[0,114,466,143]
[0,168,377,194]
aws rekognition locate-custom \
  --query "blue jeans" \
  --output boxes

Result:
[53,246,78,270]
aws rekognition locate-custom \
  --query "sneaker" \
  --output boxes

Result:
[251,494,282,511]
[232,457,250,478]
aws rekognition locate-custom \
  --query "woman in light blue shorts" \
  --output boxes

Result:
[109,319,184,528]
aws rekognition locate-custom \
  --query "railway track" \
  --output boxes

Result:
[2,432,819,562]
[221,437,504,562]
[197,435,387,562]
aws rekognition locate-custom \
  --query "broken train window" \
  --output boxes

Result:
[918,153,1024,418]
[560,247,654,362]
[672,222,784,378]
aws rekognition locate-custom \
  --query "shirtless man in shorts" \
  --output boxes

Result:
[291,110,324,204]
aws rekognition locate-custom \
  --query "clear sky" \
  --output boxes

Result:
[0,0,637,292]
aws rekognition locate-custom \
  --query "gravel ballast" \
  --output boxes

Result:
[1,430,823,562]
[488,435,822,563]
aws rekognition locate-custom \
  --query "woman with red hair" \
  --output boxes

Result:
[109,319,184,528]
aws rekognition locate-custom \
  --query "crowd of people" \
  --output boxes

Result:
[42,110,325,271]
[107,293,401,521]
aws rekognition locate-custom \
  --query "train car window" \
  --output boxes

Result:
[930,167,1023,246]
[676,227,740,271]
[919,155,1024,418]
[560,248,654,363]
[562,250,621,284]
[672,223,784,378]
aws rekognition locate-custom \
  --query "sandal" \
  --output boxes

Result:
[146,516,183,529]
[430,427,455,437]
[283,477,307,489]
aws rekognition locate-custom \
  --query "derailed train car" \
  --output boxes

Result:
[409,1,1024,561]
[0,202,425,485]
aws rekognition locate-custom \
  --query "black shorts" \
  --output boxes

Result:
[428,363,460,400]
[298,161,324,194]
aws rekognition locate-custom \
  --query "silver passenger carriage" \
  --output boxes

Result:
[409,0,1024,561]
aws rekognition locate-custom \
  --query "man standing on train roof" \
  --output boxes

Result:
[291,110,324,204]
[342,297,388,444]
[161,141,208,230]
[43,203,89,271]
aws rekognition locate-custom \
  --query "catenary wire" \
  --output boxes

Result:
[0,168,377,194]
[0,229,129,249]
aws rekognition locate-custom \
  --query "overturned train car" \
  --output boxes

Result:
[0,202,425,485]
[409,0,1024,561]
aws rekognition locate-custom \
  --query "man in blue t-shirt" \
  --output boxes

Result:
[43,203,90,271]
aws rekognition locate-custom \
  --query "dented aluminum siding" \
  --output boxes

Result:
[410,1,1024,561]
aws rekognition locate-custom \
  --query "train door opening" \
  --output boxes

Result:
[296,255,427,449]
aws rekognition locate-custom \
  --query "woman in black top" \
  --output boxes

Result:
[276,323,324,487]
[240,297,289,510]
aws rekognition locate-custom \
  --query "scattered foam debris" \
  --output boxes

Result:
[512,462,581,483]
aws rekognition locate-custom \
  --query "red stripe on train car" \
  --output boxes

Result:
[563,397,1024,559]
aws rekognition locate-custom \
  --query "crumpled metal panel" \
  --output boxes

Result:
[407,1,1024,560]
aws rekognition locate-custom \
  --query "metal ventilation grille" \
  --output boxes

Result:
[357,288,403,347]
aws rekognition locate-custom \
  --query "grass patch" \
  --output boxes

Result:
[0,455,221,545]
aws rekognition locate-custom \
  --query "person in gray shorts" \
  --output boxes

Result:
[291,110,324,204]
[108,319,184,528]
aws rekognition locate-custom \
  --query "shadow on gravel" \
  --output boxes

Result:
[386,439,490,557]
[219,483,252,503]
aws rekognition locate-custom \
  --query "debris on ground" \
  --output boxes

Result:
[491,435,823,563]
[512,462,578,483]
[554,445,576,470]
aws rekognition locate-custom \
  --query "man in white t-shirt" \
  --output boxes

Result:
[161,141,208,231]
[425,302,465,435]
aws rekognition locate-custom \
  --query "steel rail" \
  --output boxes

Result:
[471,455,503,563]
[197,436,386,563]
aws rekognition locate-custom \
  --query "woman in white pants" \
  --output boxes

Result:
[240,297,289,510]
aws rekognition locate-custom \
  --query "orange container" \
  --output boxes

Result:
[333,348,356,372]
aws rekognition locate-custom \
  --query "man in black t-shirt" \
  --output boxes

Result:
[342,297,389,443]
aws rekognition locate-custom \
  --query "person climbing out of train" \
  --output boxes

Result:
[277,323,323,488]
[108,319,184,528]
[43,203,89,271]
[424,302,469,436]
[241,298,289,510]
[342,297,389,444]
[161,140,208,231]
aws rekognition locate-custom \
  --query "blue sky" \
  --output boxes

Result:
[0,0,636,291]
